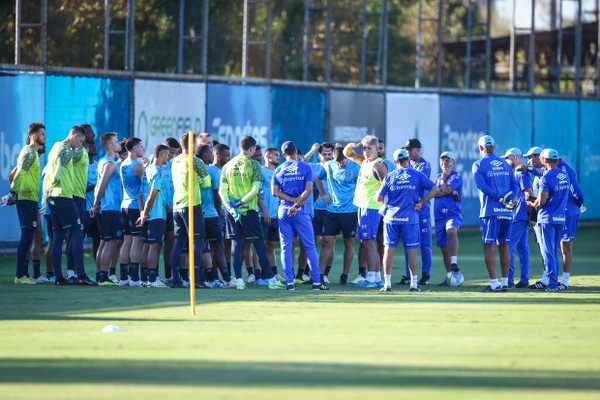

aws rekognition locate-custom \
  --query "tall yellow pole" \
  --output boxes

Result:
[187,132,196,315]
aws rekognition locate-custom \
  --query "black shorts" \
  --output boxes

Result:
[85,214,99,239]
[122,208,143,236]
[146,219,166,244]
[323,211,357,239]
[99,210,124,241]
[313,209,327,237]
[225,210,264,240]
[263,218,279,242]
[165,211,174,233]
[174,205,204,239]
[48,197,76,232]
[16,200,38,231]
[204,216,224,242]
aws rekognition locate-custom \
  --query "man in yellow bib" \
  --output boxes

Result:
[344,135,389,288]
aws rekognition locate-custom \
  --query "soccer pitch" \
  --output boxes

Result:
[0,228,599,400]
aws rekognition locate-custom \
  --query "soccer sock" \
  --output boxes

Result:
[109,267,116,276]
[246,266,254,276]
[16,228,35,278]
[410,274,418,288]
[32,259,41,279]
[271,266,277,275]
[140,267,148,282]
[130,263,140,281]
[148,268,158,283]
[296,266,304,279]
[501,277,508,287]
[180,269,189,281]
[206,267,218,281]
[367,271,376,282]
[324,265,332,276]
[450,256,458,265]
[561,272,570,285]
[490,278,500,289]
[120,263,129,280]
[385,274,392,288]
[219,266,231,282]
[303,265,310,276]
[359,267,367,278]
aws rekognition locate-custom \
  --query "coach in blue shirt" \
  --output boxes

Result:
[472,135,518,292]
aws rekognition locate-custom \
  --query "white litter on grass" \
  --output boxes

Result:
[101,324,121,333]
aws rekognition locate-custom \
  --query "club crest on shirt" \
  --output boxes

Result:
[490,160,504,168]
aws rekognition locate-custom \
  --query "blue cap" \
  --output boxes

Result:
[440,151,456,160]
[502,147,522,158]
[393,148,409,161]
[281,141,297,155]
[524,146,543,157]
[478,135,495,148]
[541,148,559,160]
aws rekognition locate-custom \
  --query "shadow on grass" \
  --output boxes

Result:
[0,358,599,391]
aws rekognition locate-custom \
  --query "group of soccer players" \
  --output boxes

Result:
[8,122,583,293]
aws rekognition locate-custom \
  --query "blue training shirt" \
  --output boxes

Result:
[144,163,166,221]
[557,159,584,217]
[97,155,122,212]
[513,169,533,222]
[273,160,313,215]
[409,157,432,217]
[472,153,518,219]
[311,163,329,211]
[120,157,143,209]
[323,159,359,214]
[161,158,174,210]
[433,170,462,221]
[538,167,570,224]
[201,165,220,218]
[261,165,279,219]
[86,160,98,211]
[377,167,434,225]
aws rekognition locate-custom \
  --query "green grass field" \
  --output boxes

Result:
[1,227,599,400]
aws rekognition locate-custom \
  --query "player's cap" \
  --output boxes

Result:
[404,138,422,149]
[440,151,456,160]
[393,148,409,161]
[541,148,559,160]
[524,146,543,157]
[281,141,297,155]
[477,135,495,148]
[502,147,522,158]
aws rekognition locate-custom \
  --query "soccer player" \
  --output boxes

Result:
[527,149,570,292]
[433,151,463,286]
[319,144,359,285]
[272,141,325,290]
[219,135,284,290]
[503,147,533,288]
[170,131,210,288]
[119,138,146,287]
[44,126,94,285]
[162,137,181,280]
[198,143,233,288]
[472,135,518,292]
[261,147,283,281]
[344,135,388,288]
[10,123,45,284]
[378,140,396,174]
[401,138,433,286]
[91,132,123,286]
[80,125,101,274]
[377,148,436,292]
[137,144,169,288]
[213,143,232,276]
[524,147,544,177]
[557,156,584,289]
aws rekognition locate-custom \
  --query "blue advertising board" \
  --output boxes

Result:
[579,100,600,220]
[533,99,578,166]
[439,95,489,226]
[489,96,533,155]
[0,73,45,242]
[45,75,130,147]
[206,83,271,154]
[271,85,326,154]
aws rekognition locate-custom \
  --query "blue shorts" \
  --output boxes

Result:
[357,208,381,240]
[99,210,124,241]
[16,200,38,231]
[48,197,76,232]
[435,217,462,247]
[479,216,511,245]
[146,219,165,244]
[384,223,420,249]
[122,208,143,236]
[561,214,578,242]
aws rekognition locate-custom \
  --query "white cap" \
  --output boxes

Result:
[524,146,543,157]
[478,135,495,148]
[440,151,456,160]
[502,147,522,158]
